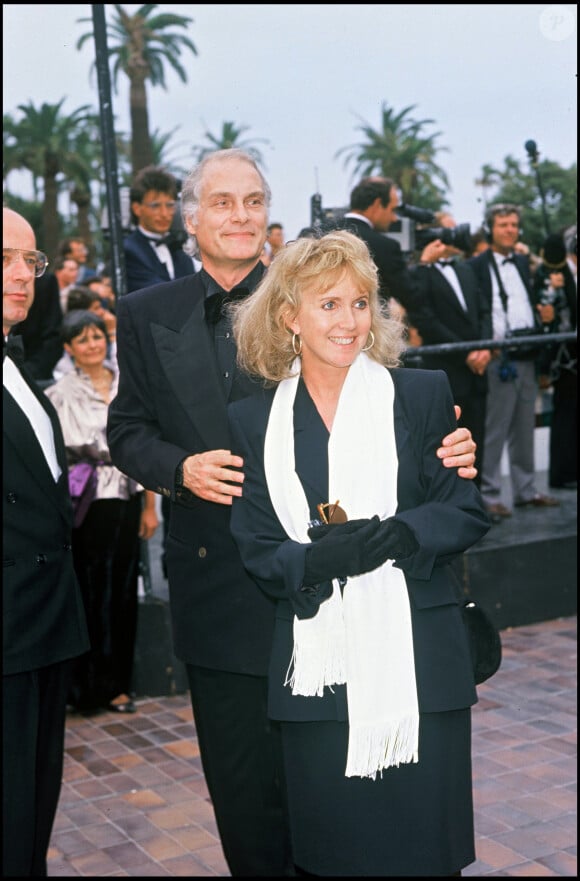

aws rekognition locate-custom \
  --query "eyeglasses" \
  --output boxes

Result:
[142,201,177,211]
[3,248,49,277]
[317,501,348,525]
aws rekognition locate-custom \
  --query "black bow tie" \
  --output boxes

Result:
[204,287,250,325]
[3,335,25,364]
[437,260,455,267]
[142,233,173,248]
[502,255,517,265]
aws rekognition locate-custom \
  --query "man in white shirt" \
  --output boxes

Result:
[469,203,559,520]
[3,207,89,875]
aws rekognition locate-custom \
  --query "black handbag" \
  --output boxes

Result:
[462,600,502,685]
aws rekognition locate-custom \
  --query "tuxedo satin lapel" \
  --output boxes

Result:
[132,232,170,277]
[449,265,479,328]
[150,300,230,449]
[436,272,470,321]
[3,388,68,516]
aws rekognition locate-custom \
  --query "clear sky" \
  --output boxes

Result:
[3,4,577,243]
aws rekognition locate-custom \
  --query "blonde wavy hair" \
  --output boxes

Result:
[232,229,406,384]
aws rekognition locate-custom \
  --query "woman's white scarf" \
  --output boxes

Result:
[264,354,419,779]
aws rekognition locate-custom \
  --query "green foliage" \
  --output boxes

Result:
[77,4,197,91]
[475,154,577,252]
[191,121,271,169]
[76,4,198,173]
[335,101,451,211]
[3,99,101,255]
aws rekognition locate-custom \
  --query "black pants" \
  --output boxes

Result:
[185,665,295,876]
[2,660,72,876]
[549,369,577,487]
[70,495,141,709]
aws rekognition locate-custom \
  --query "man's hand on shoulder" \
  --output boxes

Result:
[437,405,477,480]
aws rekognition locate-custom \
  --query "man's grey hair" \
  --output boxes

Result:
[180,149,272,228]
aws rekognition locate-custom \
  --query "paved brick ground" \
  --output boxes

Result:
[47,615,576,877]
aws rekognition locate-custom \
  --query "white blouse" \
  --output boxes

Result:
[45,363,139,501]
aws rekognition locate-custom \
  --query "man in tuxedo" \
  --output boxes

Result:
[123,165,199,574]
[408,239,493,485]
[333,176,423,313]
[3,208,89,876]
[469,203,559,521]
[107,149,479,877]
[124,164,198,293]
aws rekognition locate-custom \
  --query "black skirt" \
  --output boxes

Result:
[281,709,474,876]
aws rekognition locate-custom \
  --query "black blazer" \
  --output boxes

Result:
[228,368,490,721]
[407,262,491,397]
[334,215,421,311]
[123,228,197,293]
[469,249,540,330]
[3,362,88,675]
[107,271,277,675]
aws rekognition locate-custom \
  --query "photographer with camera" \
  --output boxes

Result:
[469,203,559,522]
[332,178,427,319]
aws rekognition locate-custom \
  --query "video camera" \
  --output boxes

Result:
[309,194,472,254]
[396,203,473,253]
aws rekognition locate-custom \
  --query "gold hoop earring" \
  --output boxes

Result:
[292,333,302,355]
[361,330,375,352]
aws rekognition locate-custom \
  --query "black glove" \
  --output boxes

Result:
[375,517,418,560]
[304,515,384,584]
[304,516,418,586]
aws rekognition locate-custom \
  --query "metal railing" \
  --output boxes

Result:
[402,331,576,359]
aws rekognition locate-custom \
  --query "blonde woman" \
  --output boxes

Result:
[228,231,490,876]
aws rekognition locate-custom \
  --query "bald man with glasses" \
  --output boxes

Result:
[3,208,89,876]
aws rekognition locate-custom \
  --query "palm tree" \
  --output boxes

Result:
[191,121,271,168]
[3,99,98,255]
[150,126,191,180]
[76,4,198,175]
[335,101,451,210]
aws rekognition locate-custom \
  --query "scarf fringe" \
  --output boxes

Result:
[345,715,420,780]
[285,588,347,696]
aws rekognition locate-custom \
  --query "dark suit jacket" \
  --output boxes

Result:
[3,360,88,675]
[123,228,196,293]
[107,271,277,675]
[469,248,540,331]
[334,215,421,311]
[13,272,63,381]
[407,261,491,397]
[228,368,490,721]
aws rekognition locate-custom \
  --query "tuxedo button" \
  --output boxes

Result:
[198,547,207,559]
[7,492,17,503]
[36,554,48,564]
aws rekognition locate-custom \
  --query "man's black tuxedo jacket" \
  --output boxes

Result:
[123,228,196,293]
[407,262,491,397]
[107,272,276,675]
[334,215,421,310]
[468,249,540,328]
[3,362,88,675]
[228,368,490,721]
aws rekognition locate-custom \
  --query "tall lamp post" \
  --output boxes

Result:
[92,4,127,299]
[524,139,551,238]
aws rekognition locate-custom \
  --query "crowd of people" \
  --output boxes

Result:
[3,148,576,876]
